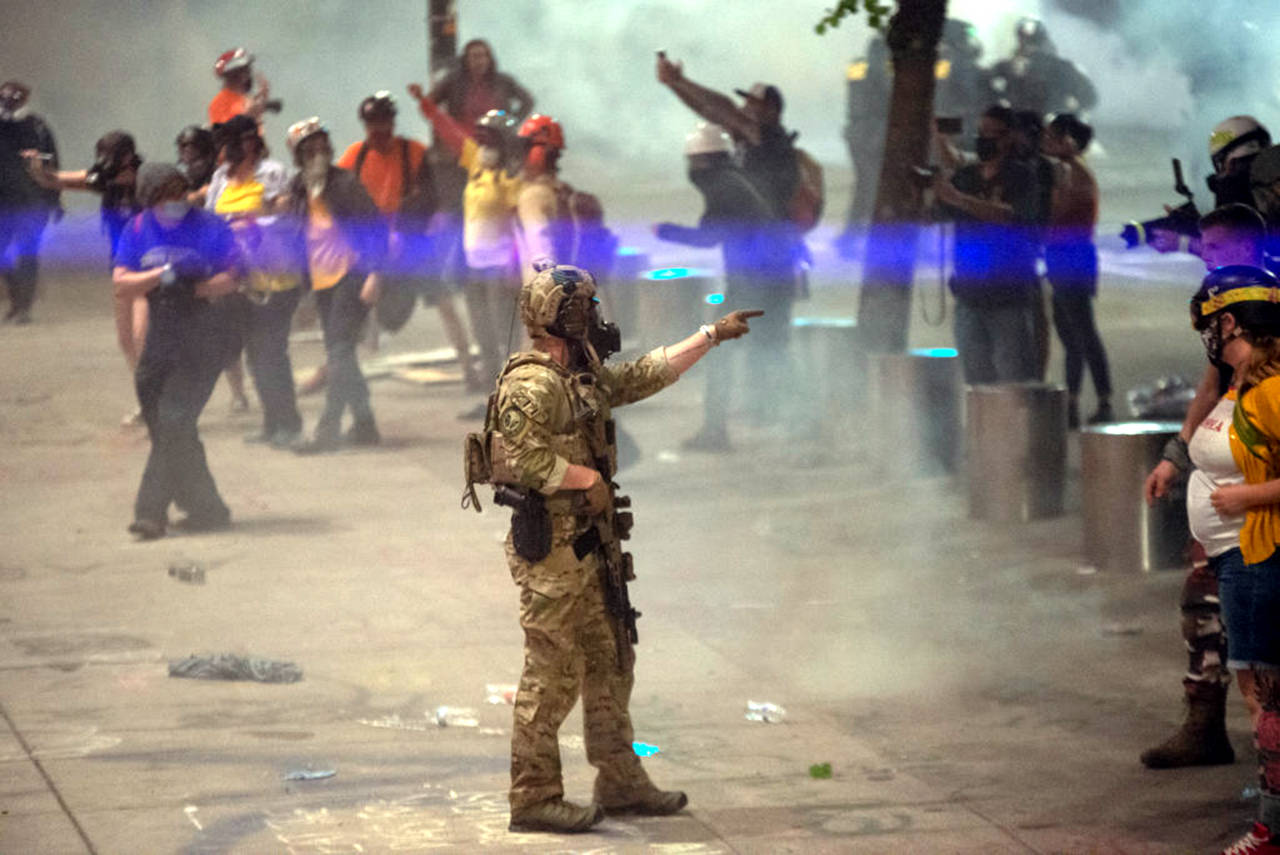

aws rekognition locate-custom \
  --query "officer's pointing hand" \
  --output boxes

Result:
[714,309,764,341]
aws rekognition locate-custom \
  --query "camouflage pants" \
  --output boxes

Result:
[509,569,650,811]
[1181,542,1230,695]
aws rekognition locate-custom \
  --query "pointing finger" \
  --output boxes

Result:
[738,309,765,319]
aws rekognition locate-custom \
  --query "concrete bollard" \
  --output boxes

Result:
[966,383,1067,521]
[636,267,712,347]
[790,317,860,440]
[1080,421,1188,573]
[866,348,962,475]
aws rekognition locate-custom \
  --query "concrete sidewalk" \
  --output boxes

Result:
[0,267,1255,854]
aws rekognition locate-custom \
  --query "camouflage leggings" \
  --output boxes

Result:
[509,572,651,811]
[1181,542,1230,694]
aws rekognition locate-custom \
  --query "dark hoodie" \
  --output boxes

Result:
[656,156,795,291]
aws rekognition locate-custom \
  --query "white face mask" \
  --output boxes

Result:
[302,152,329,197]
[479,145,501,169]
[154,200,190,227]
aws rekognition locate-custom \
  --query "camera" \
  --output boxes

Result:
[85,152,141,192]
[1119,158,1201,249]
[263,98,283,114]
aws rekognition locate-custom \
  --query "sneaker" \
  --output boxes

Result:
[682,429,731,453]
[269,428,305,450]
[598,786,688,816]
[345,419,381,447]
[294,431,343,455]
[127,519,166,541]
[508,798,604,834]
[1222,823,1280,855]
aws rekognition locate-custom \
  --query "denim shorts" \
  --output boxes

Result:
[1216,547,1280,670]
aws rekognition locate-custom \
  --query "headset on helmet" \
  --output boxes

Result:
[286,117,328,153]
[518,114,566,150]
[1210,116,1272,174]
[359,91,397,121]
[520,263,597,339]
[684,122,732,157]
[214,48,253,78]
[1191,265,1280,335]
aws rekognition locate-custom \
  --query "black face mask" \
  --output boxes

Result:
[975,136,1000,162]
[1208,166,1255,208]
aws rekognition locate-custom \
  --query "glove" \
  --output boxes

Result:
[584,473,611,515]
[714,309,764,342]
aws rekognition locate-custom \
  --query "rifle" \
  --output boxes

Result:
[575,416,641,671]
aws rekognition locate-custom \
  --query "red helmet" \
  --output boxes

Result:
[518,114,565,150]
[214,48,253,77]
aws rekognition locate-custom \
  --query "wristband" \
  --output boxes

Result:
[699,324,718,346]
[1161,435,1190,474]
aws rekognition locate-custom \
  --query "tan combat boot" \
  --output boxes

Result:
[596,783,689,816]
[1140,684,1235,769]
[508,798,604,833]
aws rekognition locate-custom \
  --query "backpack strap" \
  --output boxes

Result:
[399,137,411,201]
[352,141,370,182]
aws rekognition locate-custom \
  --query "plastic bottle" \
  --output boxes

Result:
[745,700,787,723]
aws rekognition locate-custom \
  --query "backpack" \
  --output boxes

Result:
[787,147,825,232]
[353,138,436,235]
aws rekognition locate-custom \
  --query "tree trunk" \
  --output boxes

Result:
[855,0,948,353]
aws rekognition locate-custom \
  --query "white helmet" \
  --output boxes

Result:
[684,122,732,157]
[1209,115,1272,173]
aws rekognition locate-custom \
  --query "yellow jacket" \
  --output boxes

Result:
[1229,376,1280,563]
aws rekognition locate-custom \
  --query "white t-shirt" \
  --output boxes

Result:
[1187,394,1245,557]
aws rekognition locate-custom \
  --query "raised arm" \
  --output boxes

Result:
[408,83,470,156]
[656,53,759,146]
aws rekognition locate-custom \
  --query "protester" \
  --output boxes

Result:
[336,91,479,389]
[206,114,303,448]
[284,118,387,453]
[1184,264,1280,853]
[410,86,523,389]
[0,80,60,325]
[656,122,796,451]
[1042,113,1112,426]
[1142,204,1270,773]
[112,163,241,539]
[208,48,277,126]
[176,125,217,204]
[513,113,571,279]
[933,104,1041,384]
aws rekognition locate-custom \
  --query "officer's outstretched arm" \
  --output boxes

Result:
[665,310,763,376]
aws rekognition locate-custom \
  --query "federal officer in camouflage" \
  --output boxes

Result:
[492,262,759,833]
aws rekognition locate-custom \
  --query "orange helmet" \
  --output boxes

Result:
[518,114,565,150]
[214,48,253,77]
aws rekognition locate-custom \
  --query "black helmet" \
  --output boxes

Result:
[359,91,396,121]
[1191,265,1280,335]
[175,124,215,155]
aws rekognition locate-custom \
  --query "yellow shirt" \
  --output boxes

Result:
[1228,377,1280,563]
[306,195,355,291]
[213,177,299,293]
[459,137,522,269]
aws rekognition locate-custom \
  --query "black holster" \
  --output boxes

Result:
[496,486,552,562]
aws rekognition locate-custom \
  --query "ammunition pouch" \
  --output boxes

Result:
[461,430,518,513]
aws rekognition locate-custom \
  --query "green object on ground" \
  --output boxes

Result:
[808,762,832,779]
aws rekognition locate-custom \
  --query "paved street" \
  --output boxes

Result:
[0,202,1256,854]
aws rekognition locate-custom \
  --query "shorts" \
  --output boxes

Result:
[1217,546,1280,670]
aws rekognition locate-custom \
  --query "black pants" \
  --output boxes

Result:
[133,301,232,524]
[1050,292,1111,399]
[703,284,795,433]
[315,273,372,437]
[243,288,303,435]
[0,209,47,315]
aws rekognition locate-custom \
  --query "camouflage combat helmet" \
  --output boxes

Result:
[519,261,597,339]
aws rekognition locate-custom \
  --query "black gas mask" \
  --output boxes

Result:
[975,135,1000,162]
[546,268,621,360]
[86,148,142,192]
[1208,156,1259,208]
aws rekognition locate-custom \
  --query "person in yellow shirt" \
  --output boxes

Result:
[283,118,387,453]
[206,114,303,448]
[410,84,522,389]
[1187,263,1280,852]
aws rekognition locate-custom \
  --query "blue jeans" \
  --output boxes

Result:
[1217,547,1280,670]
[953,298,1036,384]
